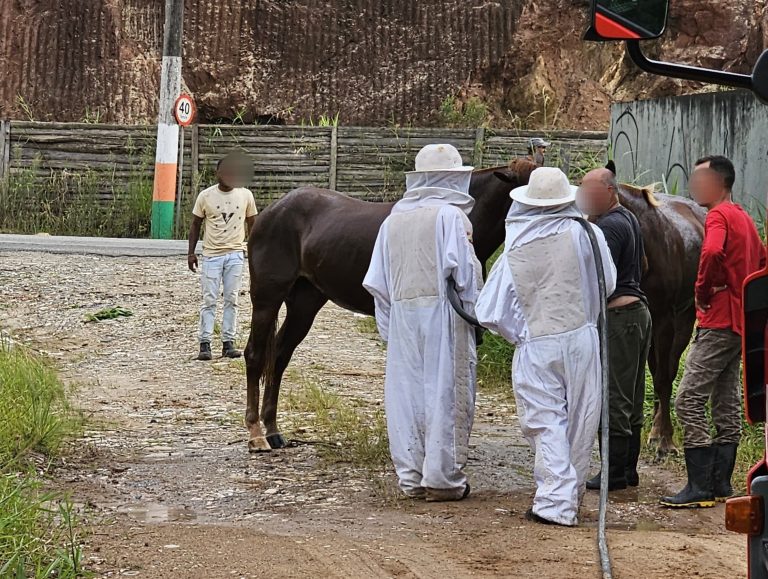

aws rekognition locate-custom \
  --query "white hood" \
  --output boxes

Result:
[502,200,583,247]
[392,170,475,215]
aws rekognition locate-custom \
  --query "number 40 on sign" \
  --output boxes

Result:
[174,94,196,127]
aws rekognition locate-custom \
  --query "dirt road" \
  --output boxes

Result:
[0,252,746,578]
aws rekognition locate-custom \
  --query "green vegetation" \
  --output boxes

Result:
[437,95,491,128]
[284,378,389,469]
[16,95,35,122]
[0,476,82,578]
[0,343,84,577]
[84,306,134,323]
[300,113,341,127]
[0,346,78,464]
[475,247,514,395]
[476,333,514,394]
[0,161,153,238]
[355,315,379,336]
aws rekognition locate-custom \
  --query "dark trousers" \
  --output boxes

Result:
[606,301,652,437]
[675,328,742,448]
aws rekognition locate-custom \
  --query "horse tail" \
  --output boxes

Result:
[260,315,279,392]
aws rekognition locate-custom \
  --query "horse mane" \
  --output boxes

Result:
[619,182,662,208]
[507,158,537,181]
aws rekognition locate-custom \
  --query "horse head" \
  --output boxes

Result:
[469,159,537,263]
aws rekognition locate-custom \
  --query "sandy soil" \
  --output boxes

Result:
[0,251,746,578]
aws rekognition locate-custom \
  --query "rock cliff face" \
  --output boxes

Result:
[1,0,765,128]
[497,0,767,129]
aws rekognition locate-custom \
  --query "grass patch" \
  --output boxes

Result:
[355,316,379,335]
[437,95,491,128]
[0,474,83,578]
[284,379,389,469]
[0,347,78,465]
[0,342,84,577]
[476,333,514,395]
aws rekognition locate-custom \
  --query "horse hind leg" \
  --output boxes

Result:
[648,305,696,460]
[244,259,299,452]
[260,278,328,449]
[245,300,283,452]
[647,316,677,460]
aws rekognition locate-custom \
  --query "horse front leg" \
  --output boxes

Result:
[260,280,328,449]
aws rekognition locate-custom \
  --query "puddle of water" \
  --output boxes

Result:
[117,502,197,523]
[143,451,185,462]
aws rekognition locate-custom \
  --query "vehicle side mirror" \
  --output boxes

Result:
[585,0,669,41]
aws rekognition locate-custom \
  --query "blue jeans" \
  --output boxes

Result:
[198,251,245,344]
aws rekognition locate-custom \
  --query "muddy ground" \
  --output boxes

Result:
[0,252,746,578]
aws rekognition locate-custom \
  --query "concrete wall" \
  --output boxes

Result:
[610,90,768,216]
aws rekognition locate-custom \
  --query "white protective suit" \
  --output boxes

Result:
[363,169,483,498]
[476,201,617,525]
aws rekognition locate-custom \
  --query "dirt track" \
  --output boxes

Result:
[0,251,746,578]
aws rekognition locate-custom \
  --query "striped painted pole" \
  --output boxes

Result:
[151,0,184,239]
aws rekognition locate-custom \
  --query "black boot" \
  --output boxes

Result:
[222,341,242,358]
[586,436,629,491]
[660,446,716,508]
[626,427,642,487]
[712,443,738,502]
[197,342,212,361]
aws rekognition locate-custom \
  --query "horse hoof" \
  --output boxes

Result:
[248,437,272,453]
[267,433,288,449]
[654,446,679,463]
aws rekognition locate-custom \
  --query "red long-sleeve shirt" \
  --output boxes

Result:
[695,201,766,336]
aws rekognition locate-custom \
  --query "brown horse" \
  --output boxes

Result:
[244,161,537,451]
[617,183,706,457]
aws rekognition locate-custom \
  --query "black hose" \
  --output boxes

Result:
[575,217,613,579]
[446,276,482,327]
[446,277,486,345]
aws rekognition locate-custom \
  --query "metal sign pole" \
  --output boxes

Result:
[151,0,184,239]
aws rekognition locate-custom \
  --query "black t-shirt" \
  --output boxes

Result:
[595,205,647,302]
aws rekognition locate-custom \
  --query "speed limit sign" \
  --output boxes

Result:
[173,94,196,126]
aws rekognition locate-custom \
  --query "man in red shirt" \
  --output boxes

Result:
[661,155,766,508]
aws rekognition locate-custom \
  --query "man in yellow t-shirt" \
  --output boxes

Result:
[188,153,258,361]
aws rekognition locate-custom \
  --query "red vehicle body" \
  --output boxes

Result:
[725,255,768,578]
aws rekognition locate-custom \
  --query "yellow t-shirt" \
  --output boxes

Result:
[192,185,258,257]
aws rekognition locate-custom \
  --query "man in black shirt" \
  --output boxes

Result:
[577,167,652,491]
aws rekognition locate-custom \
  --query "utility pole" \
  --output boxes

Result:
[151,0,184,239]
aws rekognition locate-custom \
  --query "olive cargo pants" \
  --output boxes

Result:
[675,328,742,449]
[606,301,652,437]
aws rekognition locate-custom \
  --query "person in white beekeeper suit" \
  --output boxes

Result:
[363,144,483,502]
[476,167,617,526]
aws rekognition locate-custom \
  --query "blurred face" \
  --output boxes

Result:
[689,162,729,208]
[532,146,546,165]
[217,156,250,189]
[577,173,616,217]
